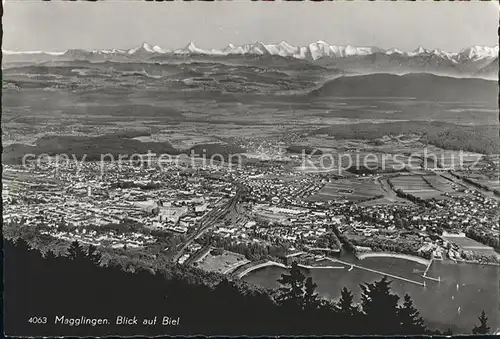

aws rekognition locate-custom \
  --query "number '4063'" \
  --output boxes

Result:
[29,317,47,324]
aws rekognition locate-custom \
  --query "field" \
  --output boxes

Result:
[464,176,499,190]
[421,175,458,193]
[442,235,497,255]
[297,150,427,175]
[196,249,249,274]
[2,169,63,188]
[389,175,443,199]
[358,197,408,206]
[3,62,499,167]
[421,147,485,169]
[308,178,385,203]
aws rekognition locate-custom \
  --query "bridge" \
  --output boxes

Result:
[356,252,431,266]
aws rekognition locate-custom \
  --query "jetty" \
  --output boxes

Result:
[298,264,344,270]
[325,258,426,287]
[421,259,441,282]
[423,259,433,276]
[237,257,430,287]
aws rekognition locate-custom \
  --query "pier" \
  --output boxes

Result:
[325,258,427,287]
[422,275,441,282]
[298,264,344,270]
[238,257,430,287]
[422,259,441,282]
[423,259,433,276]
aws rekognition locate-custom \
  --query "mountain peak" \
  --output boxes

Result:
[174,41,211,54]
[253,41,267,47]
[127,42,157,54]
[222,43,237,53]
[413,46,427,54]
[459,45,499,60]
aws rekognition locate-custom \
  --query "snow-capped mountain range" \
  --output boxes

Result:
[4,41,499,61]
[3,41,498,78]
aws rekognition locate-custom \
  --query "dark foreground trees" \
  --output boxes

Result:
[5,239,441,336]
[275,263,429,335]
[472,310,490,335]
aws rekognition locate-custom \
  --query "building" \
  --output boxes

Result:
[158,205,189,224]
[195,203,209,213]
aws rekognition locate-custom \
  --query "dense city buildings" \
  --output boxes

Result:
[4,146,499,271]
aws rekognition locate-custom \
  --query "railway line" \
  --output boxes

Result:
[172,183,247,263]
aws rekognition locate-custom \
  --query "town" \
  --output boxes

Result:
[3,147,499,277]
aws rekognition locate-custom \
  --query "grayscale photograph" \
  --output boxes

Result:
[2,1,499,336]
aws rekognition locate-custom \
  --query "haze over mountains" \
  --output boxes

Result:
[3,41,498,79]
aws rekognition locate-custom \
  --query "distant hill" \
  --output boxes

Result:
[307,73,497,103]
[314,52,460,76]
[476,58,498,80]
[2,134,180,165]
[188,143,247,163]
[313,121,499,155]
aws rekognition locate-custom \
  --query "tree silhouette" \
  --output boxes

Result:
[303,277,320,310]
[87,244,102,266]
[67,241,87,261]
[276,261,306,311]
[360,276,401,335]
[337,287,359,316]
[4,237,437,336]
[472,310,490,335]
[44,249,57,260]
[336,287,361,334]
[398,294,427,334]
[276,262,322,334]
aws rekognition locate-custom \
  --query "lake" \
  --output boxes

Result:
[243,255,499,334]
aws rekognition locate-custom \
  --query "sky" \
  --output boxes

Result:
[3,1,499,52]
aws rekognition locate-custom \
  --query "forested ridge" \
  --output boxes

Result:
[3,238,491,336]
[314,121,499,155]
